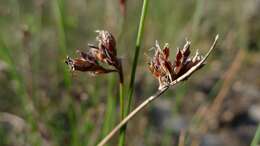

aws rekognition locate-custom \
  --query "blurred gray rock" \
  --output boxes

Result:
[200,134,225,146]
[149,98,188,132]
[249,104,260,122]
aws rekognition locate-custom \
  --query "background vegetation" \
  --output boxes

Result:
[0,0,260,146]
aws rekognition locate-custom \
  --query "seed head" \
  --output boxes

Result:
[88,30,122,70]
[65,50,116,75]
[148,40,204,89]
[65,30,122,78]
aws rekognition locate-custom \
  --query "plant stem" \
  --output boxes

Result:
[98,85,169,146]
[118,82,125,146]
[127,0,149,113]
[119,83,125,119]
[118,62,125,120]
[118,60,125,145]
[251,124,260,146]
[119,0,150,145]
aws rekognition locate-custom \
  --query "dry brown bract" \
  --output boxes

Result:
[148,40,204,89]
[65,30,122,77]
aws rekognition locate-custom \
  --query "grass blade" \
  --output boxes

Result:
[251,124,260,146]
[119,0,150,145]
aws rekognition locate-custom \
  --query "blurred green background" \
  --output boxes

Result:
[0,0,260,146]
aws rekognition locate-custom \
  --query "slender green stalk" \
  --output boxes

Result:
[118,82,125,146]
[251,124,260,146]
[119,83,125,119]
[118,65,125,145]
[121,0,149,142]
[119,0,150,145]
[127,0,149,110]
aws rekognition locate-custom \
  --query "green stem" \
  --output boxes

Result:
[119,0,150,145]
[118,82,125,146]
[127,0,149,109]
[120,83,125,119]
[251,124,260,146]
[118,61,125,145]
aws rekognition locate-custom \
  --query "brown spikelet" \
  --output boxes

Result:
[65,30,123,82]
[148,39,205,89]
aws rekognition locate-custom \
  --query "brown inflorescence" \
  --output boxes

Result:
[65,30,122,77]
[148,40,204,89]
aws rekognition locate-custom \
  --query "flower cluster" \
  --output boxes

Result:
[148,40,204,89]
[65,30,122,78]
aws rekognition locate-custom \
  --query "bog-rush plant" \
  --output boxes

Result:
[66,29,219,145]
[65,30,125,145]
[96,34,219,146]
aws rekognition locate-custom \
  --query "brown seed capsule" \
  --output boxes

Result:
[88,30,121,70]
[65,30,122,79]
[148,40,205,89]
[65,50,116,75]
[96,30,116,55]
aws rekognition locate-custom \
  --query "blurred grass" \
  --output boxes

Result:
[0,37,41,146]
[53,0,71,88]
[101,75,116,141]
